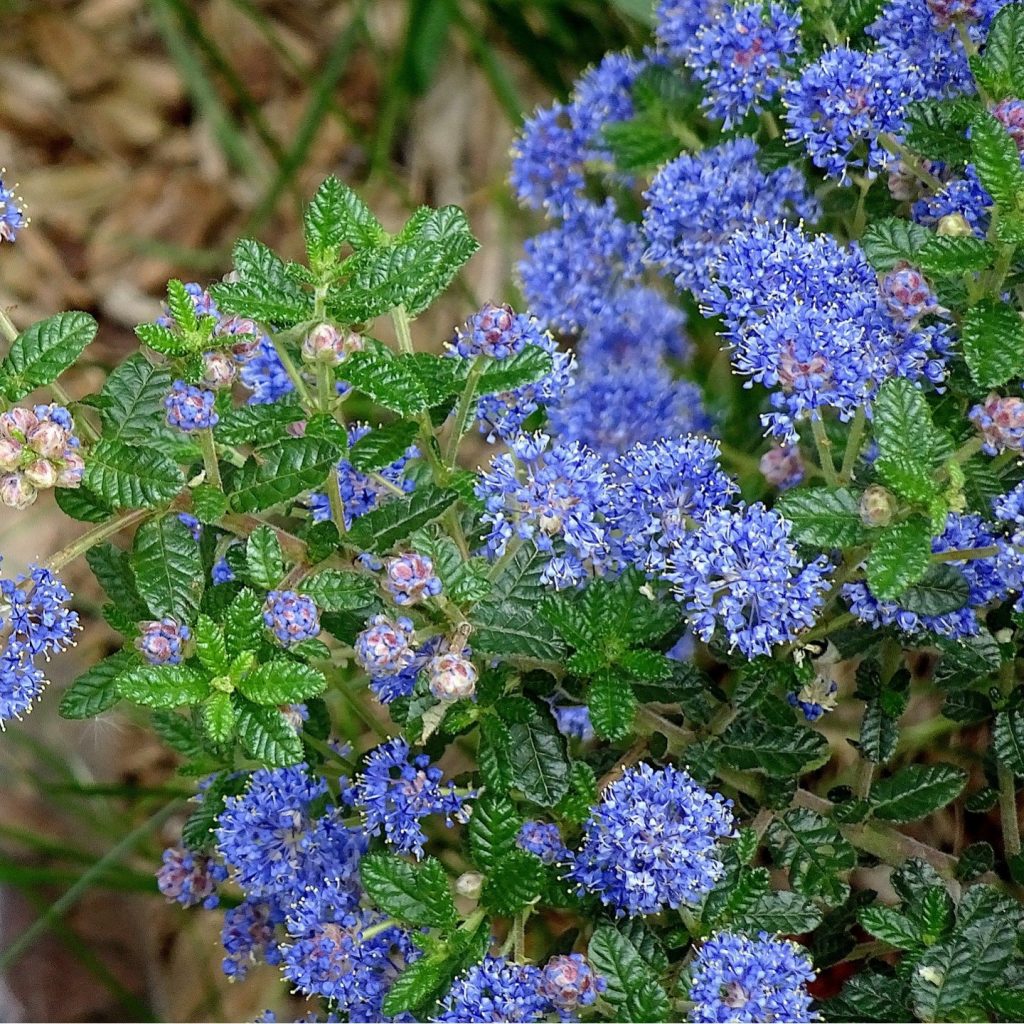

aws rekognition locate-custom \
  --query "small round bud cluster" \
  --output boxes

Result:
[994,98,1024,154]
[428,651,478,702]
[539,954,605,1012]
[452,303,540,360]
[925,0,987,27]
[0,175,26,244]
[202,351,237,389]
[0,404,84,510]
[759,445,804,490]
[859,484,897,528]
[218,315,263,362]
[301,323,363,365]
[355,614,416,678]
[262,590,321,647]
[384,552,442,606]
[455,871,484,899]
[970,393,1024,454]
[937,212,973,237]
[165,380,218,431]
[135,618,192,665]
[517,820,570,865]
[879,263,940,323]
[156,847,225,909]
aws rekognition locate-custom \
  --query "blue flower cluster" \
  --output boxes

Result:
[567,762,734,916]
[434,956,552,1023]
[263,590,321,647]
[452,303,547,361]
[135,618,191,665]
[0,563,79,722]
[165,380,218,431]
[687,932,817,1023]
[156,847,225,909]
[384,552,442,606]
[0,175,26,243]
[517,820,570,865]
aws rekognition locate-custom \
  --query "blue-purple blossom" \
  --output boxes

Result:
[547,359,708,458]
[551,702,595,741]
[135,618,191,665]
[879,264,941,323]
[575,286,691,366]
[384,552,442,606]
[0,176,26,243]
[843,513,1017,638]
[568,762,734,916]
[165,380,218,431]
[663,503,832,657]
[784,46,924,181]
[912,168,993,236]
[540,954,605,1013]
[355,614,417,680]
[309,423,417,528]
[642,138,818,294]
[433,956,552,1023]
[970,392,1024,454]
[156,846,225,909]
[510,102,589,213]
[518,200,645,334]
[238,337,295,405]
[221,898,284,979]
[655,0,729,57]
[452,303,549,361]
[517,820,570,865]
[212,556,236,584]
[760,445,804,490]
[263,590,321,647]
[177,512,201,541]
[346,737,471,858]
[687,932,817,1023]
[995,97,1024,152]
[686,3,802,128]
[476,433,612,588]
[788,676,840,722]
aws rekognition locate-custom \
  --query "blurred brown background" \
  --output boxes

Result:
[0,0,641,1018]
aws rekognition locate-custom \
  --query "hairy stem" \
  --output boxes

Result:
[840,406,867,483]
[198,428,222,490]
[445,354,487,467]
[810,415,839,486]
[45,508,153,571]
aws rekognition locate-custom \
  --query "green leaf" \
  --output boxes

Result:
[229,435,342,513]
[191,485,229,523]
[860,218,930,271]
[134,321,192,356]
[507,705,571,806]
[54,485,111,523]
[979,2,1024,97]
[916,235,995,275]
[588,926,669,1024]
[468,793,521,871]
[132,514,204,623]
[897,563,970,617]
[483,850,545,916]
[602,117,681,172]
[59,651,133,719]
[960,299,1024,389]
[304,176,386,267]
[346,485,458,554]
[874,378,941,466]
[732,888,823,935]
[903,98,974,166]
[478,714,513,791]
[117,664,209,708]
[360,853,457,929]
[100,354,177,445]
[194,615,229,675]
[866,518,933,601]
[164,279,199,332]
[349,420,420,472]
[299,570,375,611]
[719,717,830,776]
[245,525,284,589]
[236,660,327,705]
[225,588,264,657]
[859,699,899,764]
[875,453,940,505]
[588,670,637,742]
[0,311,97,400]
[911,919,1014,1022]
[858,905,922,951]
[871,763,967,822]
[776,487,867,548]
[235,700,304,766]
[214,400,305,446]
[994,710,1024,774]
[211,238,313,324]
[85,543,148,618]
[201,691,236,744]
[84,439,184,509]
[475,346,555,397]
[828,972,913,1023]
[768,808,855,906]
[340,347,432,416]
[971,111,1024,210]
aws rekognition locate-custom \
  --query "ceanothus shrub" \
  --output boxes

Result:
[5,2,1024,1020]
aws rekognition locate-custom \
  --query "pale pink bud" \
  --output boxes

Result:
[26,420,68,458]
[428,652,478,702]
[22,458,57,489]
[0,473,36,509]
[0,438,23,470]
[203,351,237,389]
[0,407,38,441]
[56,450,85,487]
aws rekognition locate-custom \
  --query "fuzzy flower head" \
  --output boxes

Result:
[548,359,709,458]
[655,0,729,57]
[428,651,478,702]
[452,303,549,361]
[157,847,225,909]
[346,737,471,858]
[309,423,418,528]
[0,404,84,510]
[760,445,804,490]
[476,433,612,587]
[568,762,735,916]
[642,138,819,294]
[135,618,191,665]
[913,167,992,237]
[517,820,570,865]
[970,392,1024,454]
[575,286,691,365]
[686,3,802,128]
[995,97,1024,153]
[355,614,417,680]
[880,263,941,323]
[221,899,284,980]
[663,503,832,657]
[0,175,26,243]
[263,590,320,647]
[434,956,551,1023]
[384,552,442,607]
[165,380,218,431]
[687,932,818,1023]
[784,46,923,181]
[540,954,605,1013]
[510,102,589,213]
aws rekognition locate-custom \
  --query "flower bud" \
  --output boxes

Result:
[540,954,604,1011]
[859,484,896,528]
[970,392,1024,454]
[455,871,484,899]
[203,351,237,389]
[26,420,67,459]
[0,438,23,470]
[428,651,478,702]
[384,552,442,606]
[0,472,36,509]
[136,618,192,665]
[301,323,361,365]
[0,406,37,441]
[937,212,972,237]
[56,450,85,487]
[22,458,57,489]
[759,445,803,490]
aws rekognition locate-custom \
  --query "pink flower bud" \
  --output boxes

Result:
[56,450,85,487]
[428,652,478,702]
[203,351,237,389]
[22,458,57,489]
[0,472,36,509]
[26,420,68,459]
[0,438,23,470]
[0,406,38,441]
